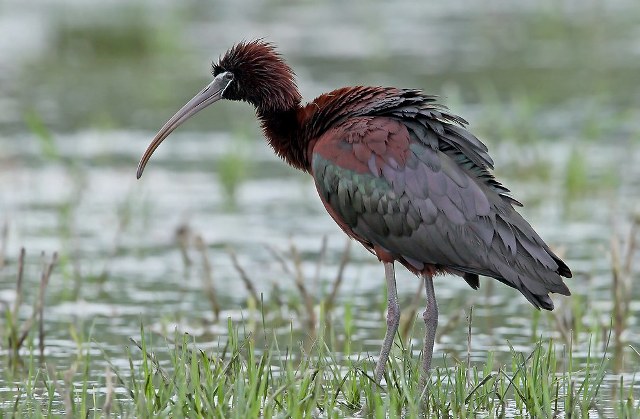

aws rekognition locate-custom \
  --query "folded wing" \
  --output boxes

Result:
[311,103,570,310]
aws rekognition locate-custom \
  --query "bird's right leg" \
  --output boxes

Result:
[420,273,438,391]
[374,262,400,384]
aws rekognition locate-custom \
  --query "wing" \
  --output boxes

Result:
[311,113,570,310]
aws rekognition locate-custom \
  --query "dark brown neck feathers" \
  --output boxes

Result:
[257,86,387,173]
[258,107,312,172]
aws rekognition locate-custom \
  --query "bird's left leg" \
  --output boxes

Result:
[420,273,438,390]
[373,262,400,384]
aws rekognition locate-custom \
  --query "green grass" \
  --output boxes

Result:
[2,221,640,417]
[3,311,638,417]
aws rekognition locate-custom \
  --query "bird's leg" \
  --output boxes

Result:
[374,262,400,384]
[420,273,438,390]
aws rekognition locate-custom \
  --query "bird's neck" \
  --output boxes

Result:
[257,106,312,172]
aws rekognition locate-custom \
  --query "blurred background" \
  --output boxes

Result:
[1,0,639,413]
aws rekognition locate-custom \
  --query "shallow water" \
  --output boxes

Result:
[1,0,640,415]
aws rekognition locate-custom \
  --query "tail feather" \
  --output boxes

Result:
[454,246,571,311]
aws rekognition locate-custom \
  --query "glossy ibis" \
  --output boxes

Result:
[137,40,571,387]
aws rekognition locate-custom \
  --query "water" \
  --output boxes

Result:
[1,0,639,415]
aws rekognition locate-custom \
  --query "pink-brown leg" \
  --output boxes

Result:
[373,262,400,384]
[420,273,438,390]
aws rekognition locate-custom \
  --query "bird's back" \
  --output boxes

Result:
[307,87,571,310]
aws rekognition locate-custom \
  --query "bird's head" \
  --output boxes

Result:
[213,40,301,111]
[137,40,301,179]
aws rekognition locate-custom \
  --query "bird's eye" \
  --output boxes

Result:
[223,72,234,81]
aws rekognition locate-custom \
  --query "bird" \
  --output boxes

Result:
[136,40,571,388]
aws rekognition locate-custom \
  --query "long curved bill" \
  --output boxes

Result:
[136,72,233,179]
